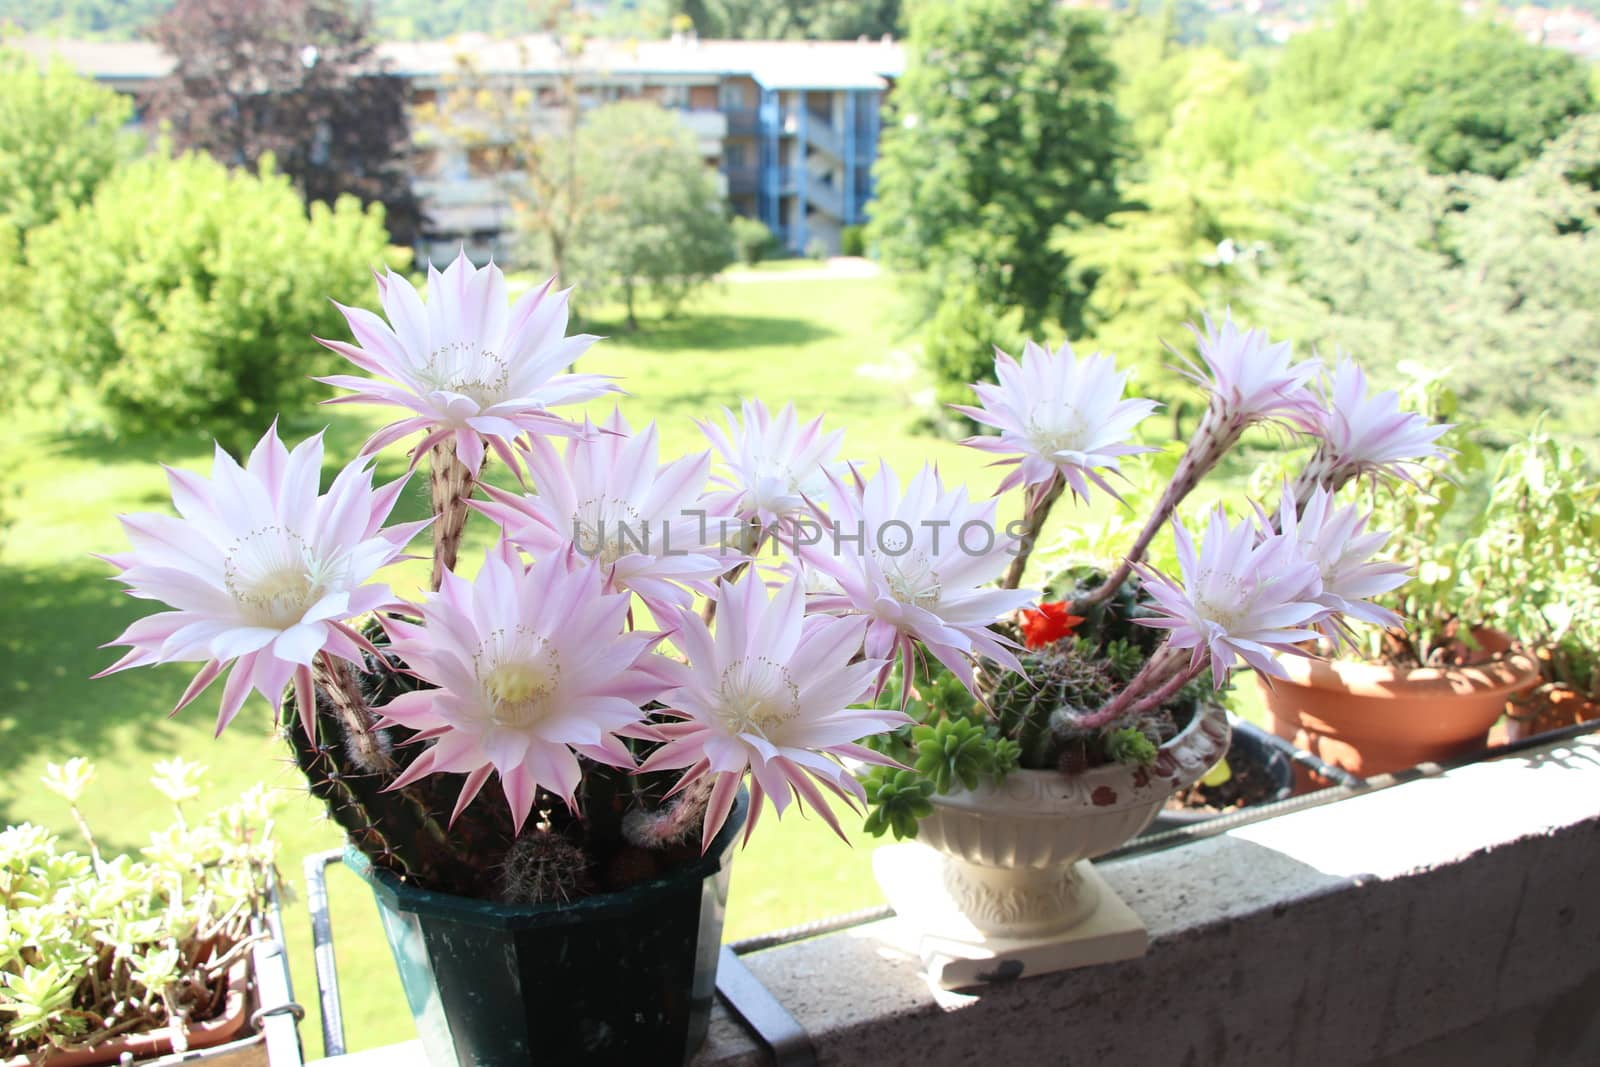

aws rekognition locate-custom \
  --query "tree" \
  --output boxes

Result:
[144,0,420,245]
[567,101,734,329]
[869,0,1125,409]
[23,152,400,450]
[416,4,602,280]
[1370,35,1593,179]
[1261,0,1594,179]
[0,49,132,238]
[669,0,900,40]
[0,0,168,37]
[1237,129,1600,439]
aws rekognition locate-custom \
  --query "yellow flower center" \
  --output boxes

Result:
[224,526,327,629]
[1026,408,1091,458]
[1193,571,1248,634]
[878,549,942,610]
[478,632,562,730]
[714,658,801,739]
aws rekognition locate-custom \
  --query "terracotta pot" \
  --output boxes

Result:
[1,960,252,1067]
[1259,629,1541,778]
[909,703,1230,938]
[1497,685,1600,743]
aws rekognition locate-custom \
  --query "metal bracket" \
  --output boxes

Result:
[251,1001,308,1028]
[715,946,817,1067]
[304,849,349,1059]
[252,872,307,1066]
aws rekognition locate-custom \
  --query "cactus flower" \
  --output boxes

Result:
[640,576,904,846]
[473,410,735,621]
[96,425,427,739]
[953,340,1159,503]
[801,464,1037,695]
[315,251,618,474]
[1137,507,1325,685]
[696,399,846,532]
[376,545,669,832]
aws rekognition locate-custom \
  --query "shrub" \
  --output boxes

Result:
[0,50,132,238]
[922,282,1026,425]
[731,215,777,265]
[24,151,400,449]
[804,237,830,262]
[840,224,866,258]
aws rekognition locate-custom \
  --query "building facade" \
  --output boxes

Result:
[21,34,903,264]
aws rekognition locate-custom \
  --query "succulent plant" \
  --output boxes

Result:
[1,762,274,1060]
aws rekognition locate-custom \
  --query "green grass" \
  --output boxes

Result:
[0,274,1024,1056]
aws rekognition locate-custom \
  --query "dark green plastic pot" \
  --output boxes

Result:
[345,791,747,1067]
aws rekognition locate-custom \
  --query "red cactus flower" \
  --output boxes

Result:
[1019,601,1085,650]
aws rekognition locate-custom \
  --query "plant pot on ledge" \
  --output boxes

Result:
[1258,630,1540,778]
[873,703,1230,988]
[1145,719,1296,834]
[345,791,748,1067]
[0,963,255,1067]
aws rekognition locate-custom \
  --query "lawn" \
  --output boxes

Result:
[0,272,1027,1056]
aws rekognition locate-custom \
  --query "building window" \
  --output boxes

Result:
[660,84,689,109]
[726,142,747,168]
[466,146,504,178]
[719,82,746,110]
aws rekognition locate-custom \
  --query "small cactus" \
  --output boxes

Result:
[995,639,1121,768]
[497,831,593,905]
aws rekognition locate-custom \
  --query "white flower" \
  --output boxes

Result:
[474,410,734,620]
[316,252,619,473]
[1138,507,1325,685]
[377,547,670,832]
[1181,311,1322,432]
[953,340,1159,502]
[801,464,1036,694]
[640,577,904,846]
[98,425,426,738]
[1274,484,1407,645]
[697,400,846,530]
[1307,357,1452,489]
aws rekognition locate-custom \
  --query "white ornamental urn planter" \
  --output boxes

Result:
[873,703,1231,986]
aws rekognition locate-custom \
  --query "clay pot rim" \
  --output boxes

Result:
[1273,628,1541,701]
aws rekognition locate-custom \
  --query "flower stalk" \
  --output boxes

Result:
[1001,476,1065,590]
[312,651,396,776]
[1074,402,1245,611]
[1076,643,1191,730]
[428,438,475,592]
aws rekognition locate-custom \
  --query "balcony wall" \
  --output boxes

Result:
[678,108,729,157]
[693,731,1600,1066]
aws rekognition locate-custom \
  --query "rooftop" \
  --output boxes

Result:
[13,33,906,90]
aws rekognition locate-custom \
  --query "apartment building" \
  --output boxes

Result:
[18,34,904,262]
